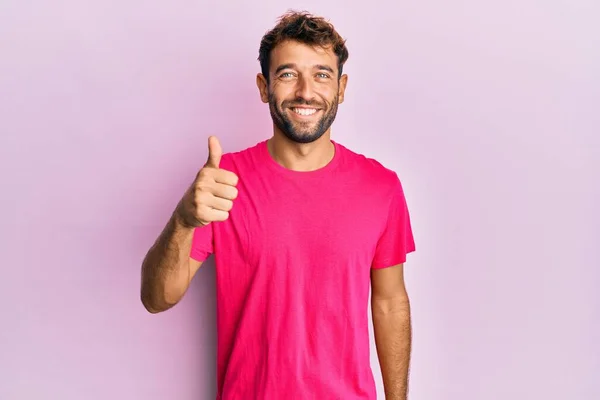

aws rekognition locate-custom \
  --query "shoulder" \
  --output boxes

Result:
[218,140,265,173]
[336,141,401,191]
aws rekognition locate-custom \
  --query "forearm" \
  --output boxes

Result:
[140,208,195,313]
[372,298,412,400]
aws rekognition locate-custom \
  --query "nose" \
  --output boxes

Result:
[294,75,315,102]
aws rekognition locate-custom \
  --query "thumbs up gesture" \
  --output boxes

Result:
[176,136,239,227]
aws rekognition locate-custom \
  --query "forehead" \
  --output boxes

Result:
[270,40,337,71]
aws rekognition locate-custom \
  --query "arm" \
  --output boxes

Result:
[371,263,412,400]
[140,136,238,313]
[140,206,203,314]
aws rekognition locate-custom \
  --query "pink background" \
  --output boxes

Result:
[1,1,598,399]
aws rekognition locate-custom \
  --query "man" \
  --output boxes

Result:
[141,10,416,400]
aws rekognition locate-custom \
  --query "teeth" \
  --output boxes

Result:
[293,108,317,116]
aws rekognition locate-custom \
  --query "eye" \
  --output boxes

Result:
[280,72,295,78]
[317,72,331,79]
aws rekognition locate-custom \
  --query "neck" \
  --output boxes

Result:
[267,129,335,172]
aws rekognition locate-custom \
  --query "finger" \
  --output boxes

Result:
[204,195,234,212]
[198,205,229,223]
[207,209,230,222]
[206,136,222,168]
[210,182,239,201]
[212,168,239,186]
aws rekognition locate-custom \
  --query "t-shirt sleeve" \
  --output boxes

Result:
[190,224,214,262]
[371,174,416,269]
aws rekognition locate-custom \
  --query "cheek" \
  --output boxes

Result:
[319,85,339,101]
[269,86,291,103]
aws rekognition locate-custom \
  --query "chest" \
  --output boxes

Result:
[230,175,388,269]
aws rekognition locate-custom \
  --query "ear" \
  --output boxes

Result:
[338,74,348,104]
[256,73,269,103]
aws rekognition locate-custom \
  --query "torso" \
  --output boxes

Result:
[202,140,401,399]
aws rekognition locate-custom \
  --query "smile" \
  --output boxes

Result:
[291,107,319,116]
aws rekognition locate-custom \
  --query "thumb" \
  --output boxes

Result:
[206,136,222,168]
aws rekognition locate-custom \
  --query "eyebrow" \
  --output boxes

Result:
[274,63,335,74]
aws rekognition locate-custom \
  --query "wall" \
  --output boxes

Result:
[1,1,598,399]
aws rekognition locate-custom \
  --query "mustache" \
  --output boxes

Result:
[282,98,325,109]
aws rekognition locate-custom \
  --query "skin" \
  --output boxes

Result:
[140,39,412,399]
[371,264,412,400]
[256,39,347,172]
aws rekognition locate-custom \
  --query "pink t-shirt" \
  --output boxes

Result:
[190,139,415,400]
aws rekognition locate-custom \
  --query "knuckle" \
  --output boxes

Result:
[195,190,212,205]
[196,205,211,221]
[195,180,209,191]
[197,168,213,182]
[195,180,212,193]
[198,167,210,177]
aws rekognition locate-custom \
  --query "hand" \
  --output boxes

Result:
[176,136,239,227]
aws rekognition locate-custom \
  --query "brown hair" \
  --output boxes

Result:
[258,10,349,82]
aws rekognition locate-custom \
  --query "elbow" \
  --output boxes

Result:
[141,299,162,314]
[140,287,171,314]
[140,292,161,314]
[140,283,182,314]
[372,295,411,317]
[140,260,186,314]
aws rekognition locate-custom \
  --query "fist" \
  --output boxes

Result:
[177,136,239,227]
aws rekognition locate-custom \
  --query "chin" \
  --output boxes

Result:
[284,129,326,144]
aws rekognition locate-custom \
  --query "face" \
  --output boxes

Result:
[257,40,348,144]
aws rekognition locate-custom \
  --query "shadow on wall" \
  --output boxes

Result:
[189,254,218,399]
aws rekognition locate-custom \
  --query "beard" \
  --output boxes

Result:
[268,91,339,144]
